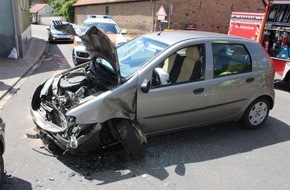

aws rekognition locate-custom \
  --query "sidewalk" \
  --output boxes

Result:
[0,37,47,100]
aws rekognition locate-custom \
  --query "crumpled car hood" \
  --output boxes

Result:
[53,21,121,83]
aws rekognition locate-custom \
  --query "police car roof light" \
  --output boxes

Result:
[86,15,113,19]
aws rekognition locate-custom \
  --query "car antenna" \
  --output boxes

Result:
[157,30,163,36]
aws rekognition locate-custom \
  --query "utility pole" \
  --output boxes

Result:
[151,0,155,32]
[168,4,173,29]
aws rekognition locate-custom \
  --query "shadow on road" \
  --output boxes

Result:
[24,42,72,79]
[38,116,290,185]
[1,174,32,190]
[274,79,290,92]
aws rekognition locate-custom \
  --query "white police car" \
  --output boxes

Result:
[72,15,127,65]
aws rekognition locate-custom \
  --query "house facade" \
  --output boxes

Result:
[0,0,31,58]
[73,0,265,35]
[30,4,54,24]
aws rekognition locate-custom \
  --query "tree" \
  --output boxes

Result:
[60,0,77,22]
[32,0,77,22]
[50,0,65,16]
[48,0,77,22]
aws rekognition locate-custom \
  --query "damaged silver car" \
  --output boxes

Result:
[31,22,275,159]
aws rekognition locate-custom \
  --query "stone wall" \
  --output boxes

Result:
[167,0,264,33]
[74,1,153,35]
[0,0,15,57]
[74,0,265,35]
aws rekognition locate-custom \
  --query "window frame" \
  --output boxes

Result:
[151,43,206,88]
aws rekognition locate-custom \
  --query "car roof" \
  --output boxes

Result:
[142,30,252,45]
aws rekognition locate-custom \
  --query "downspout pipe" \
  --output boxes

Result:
[11,0,20,58]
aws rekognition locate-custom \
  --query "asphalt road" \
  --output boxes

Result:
[1,25,290,190]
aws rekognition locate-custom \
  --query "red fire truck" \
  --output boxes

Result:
[228,0,290,83]
[228,12,264,41]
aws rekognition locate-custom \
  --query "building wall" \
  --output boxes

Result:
[32,5,54,24]
[0,0,15,57]
[39,16,64,25]
[38,5,53,17]
[74,0,265,35]
[17,0,32,58]
[0,0,31,58]
[74,1,153,34]
[167,0,264,33]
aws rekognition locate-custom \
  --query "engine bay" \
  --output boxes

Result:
[36,60,119,131]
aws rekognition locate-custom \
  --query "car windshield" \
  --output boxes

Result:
[117,37,169,78]
[83,22,120,34]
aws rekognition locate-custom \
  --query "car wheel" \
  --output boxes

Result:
[283,71,290,83]
[48,38,53,44]
[0,155,4,183]
[283,71,290,90]
[242,98,270,129]
[72,50,78,66]
[116,119,145,160]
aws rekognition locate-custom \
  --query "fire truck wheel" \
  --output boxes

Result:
[283,71,290,83]
[242,98,270,129]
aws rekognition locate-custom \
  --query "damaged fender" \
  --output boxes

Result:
[66,76,138,124]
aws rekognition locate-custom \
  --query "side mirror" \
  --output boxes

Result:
[140,79,150,93]
[121,29,127,34]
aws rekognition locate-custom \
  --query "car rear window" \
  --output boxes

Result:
[212,44,252,77]
[248,43,271,70]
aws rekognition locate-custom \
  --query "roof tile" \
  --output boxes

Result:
[73,0,135,6]
[29,4,50,13]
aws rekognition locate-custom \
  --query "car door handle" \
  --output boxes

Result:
[193,88,204,94]
[246,78,254,83]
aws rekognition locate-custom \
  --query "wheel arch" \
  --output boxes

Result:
[255,95,274,110]
[241,95,274,120]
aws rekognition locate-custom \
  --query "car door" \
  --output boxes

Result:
[205,43,260,122]
[136,44,210,135]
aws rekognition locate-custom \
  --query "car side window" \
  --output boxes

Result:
[213,44,252,78]
[152,44,205,87]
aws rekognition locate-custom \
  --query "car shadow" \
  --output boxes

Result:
[274,79,290,92]
[40,116,290,185]
[1,174,32,190]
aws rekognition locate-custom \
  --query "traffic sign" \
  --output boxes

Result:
[156,5,167,16]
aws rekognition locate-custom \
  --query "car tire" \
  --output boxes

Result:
[116,119,145,160]
[283,71,290,90]
[242,98,270,129]
[72,50,79,66]
[0,155,4,183]
[283,71,290,83]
